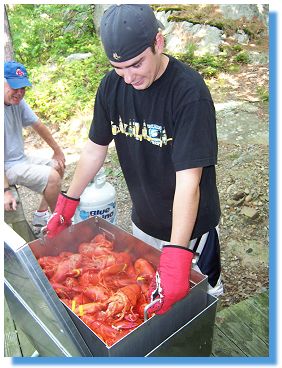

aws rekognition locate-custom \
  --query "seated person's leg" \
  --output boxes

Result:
[42,168,61,212]
[5,158,62,234]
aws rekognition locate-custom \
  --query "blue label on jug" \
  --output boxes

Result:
[79,210,89,221]
[79,202,116,223]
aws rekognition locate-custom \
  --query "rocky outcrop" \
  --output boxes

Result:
[156,5,268,60]
[156,10,224,56]
[92,4,268,64]
[219,4,268,26]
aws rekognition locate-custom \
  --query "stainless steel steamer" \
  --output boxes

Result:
[4,217,218,357]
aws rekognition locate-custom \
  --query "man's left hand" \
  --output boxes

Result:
[149,245,194,315]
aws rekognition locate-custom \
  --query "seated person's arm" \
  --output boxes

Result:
[32,120,65,176]
[4,174,17,211]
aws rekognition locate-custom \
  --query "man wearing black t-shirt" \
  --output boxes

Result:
[47,4,223,315]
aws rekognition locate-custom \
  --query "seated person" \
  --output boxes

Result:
[4,61,65,235]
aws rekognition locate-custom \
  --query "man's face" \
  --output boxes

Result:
[110,40,164,90]
[4,81,25,105]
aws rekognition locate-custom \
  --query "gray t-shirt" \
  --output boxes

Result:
[4,99,38,170]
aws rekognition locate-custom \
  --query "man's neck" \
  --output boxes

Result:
[155,54,169,81]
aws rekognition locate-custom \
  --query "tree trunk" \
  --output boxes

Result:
[4,5,14,61]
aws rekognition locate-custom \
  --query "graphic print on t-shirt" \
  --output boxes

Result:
[111,116,172,147]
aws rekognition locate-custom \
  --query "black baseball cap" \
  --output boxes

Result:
[100,4,164,62]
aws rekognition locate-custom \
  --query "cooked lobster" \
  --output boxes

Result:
[105,284,141,321]
[37,232,156,346]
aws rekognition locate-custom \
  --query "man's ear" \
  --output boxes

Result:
[155,32,165,54]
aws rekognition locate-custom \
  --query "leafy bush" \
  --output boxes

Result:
[175,51,228,78]
[8,4,96,67]
[234,51,250,64]
[175,43,253,77]
[7,4,110,126]
[26,49,109,124]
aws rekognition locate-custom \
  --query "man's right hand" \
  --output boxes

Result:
[46,192,80,238]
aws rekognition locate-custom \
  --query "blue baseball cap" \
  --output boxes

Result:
[100,4,164,62]
[4,61,32,89]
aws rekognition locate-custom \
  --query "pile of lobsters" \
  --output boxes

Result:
[37,233,156,346]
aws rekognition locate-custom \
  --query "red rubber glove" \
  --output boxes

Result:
[46,192,79,238]
[149,245,194,315]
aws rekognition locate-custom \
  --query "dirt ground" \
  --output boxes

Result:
[17,61,269,310]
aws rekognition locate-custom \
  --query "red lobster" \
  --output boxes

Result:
[105,284,141,321]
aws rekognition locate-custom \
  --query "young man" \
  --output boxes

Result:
[47,5,223,314]
[4,61,65,235]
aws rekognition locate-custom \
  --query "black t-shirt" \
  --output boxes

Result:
[89,55,220,241]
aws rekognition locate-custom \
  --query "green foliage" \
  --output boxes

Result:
[8,4,96,67]
[7,4,110,126]
[175,43,252,77]
[227,64,240,73]
[175,51,227,78]
[234,51,250,64]
[153,5,184,13]
[256,86,269,102]
[26,50,109,124]
[185,43,197,60]
[232,44,243,52]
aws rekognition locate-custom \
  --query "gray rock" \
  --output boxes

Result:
[65,53,93,62]
[234,30,249,44]
[227,184,236,194]
[245,195,252,203]
[156,12,224,56]
[219,4,268,26]
[248,51,269,65]
[232,191,245,201]
[93,4,111,35]
[215,101,268,146]
[155,10,172,30]
[240,206,259,219]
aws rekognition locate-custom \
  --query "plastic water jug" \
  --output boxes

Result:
[73,167,117,224]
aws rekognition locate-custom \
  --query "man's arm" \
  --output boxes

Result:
[4,173,17,211]
[46,139,108,237]
[170,167,202,247]
[32,120,65,175]
[149,167,202,315]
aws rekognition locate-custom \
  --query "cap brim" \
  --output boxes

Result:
[157,20,165,30]
[7,77,32,89]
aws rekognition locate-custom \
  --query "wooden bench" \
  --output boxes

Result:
[4,185,36,243]
[212,291,269,356]
[4,298,36,357]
